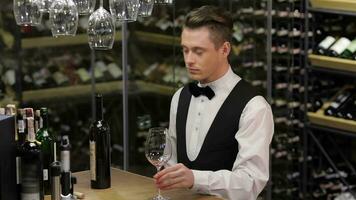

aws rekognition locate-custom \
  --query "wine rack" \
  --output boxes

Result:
[306,0,356,199]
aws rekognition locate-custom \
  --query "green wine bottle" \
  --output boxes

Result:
[35,107,54,195]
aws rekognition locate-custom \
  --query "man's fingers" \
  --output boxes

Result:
[157,176,184,189]
[154,163,184,179]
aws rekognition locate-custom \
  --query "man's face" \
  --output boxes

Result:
[181,27,228,84]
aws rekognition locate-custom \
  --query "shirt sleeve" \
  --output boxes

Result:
[191,96,274,200]
[166,88,182,167]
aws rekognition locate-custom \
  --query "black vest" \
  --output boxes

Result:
[176,79,257,171]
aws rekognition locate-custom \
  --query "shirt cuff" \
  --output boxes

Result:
[191,170,210,194]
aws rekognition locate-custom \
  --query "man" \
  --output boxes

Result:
[154,5,274,200]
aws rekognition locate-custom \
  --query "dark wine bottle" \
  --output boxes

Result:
[35,108,54,195]
[20,117,44,200]
[324,89,354,116]
[336,94,356,120]
[90,94,111,189]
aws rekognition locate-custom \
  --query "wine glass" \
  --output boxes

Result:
[39,0,53,13]
[138,0,154,17]
[109,0,140,22]
[145,127,172,200]
[13,0,42,26]
[49,0,79,37]
[87,0,115,50]
[72,0,96,15]
[154,0,173,4]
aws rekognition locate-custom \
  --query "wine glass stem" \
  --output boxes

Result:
[100,0,103,7]
[156,166,162,197]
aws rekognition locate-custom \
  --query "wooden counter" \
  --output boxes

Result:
[46,168,221,200]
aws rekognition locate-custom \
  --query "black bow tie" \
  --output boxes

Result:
[188,82,215,100]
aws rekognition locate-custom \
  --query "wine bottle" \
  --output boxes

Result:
[17,109,27,144]
[328,37,351,57]
[315,36,336,55]
[336,94,356,120]
[90,94,111,189]
[0,107,5,115]
[340,39,356,60]
[0,78,5,100]
[35,109,41,133]
[35,108,54,195]
[21,117,44,200]
[324,89,354,116]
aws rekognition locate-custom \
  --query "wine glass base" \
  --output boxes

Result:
[152,195,170,200]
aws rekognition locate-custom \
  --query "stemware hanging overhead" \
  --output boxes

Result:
[138,0,154,17]
[110,0,140,22]
[154,0,173,4]
[49,0,79,37]
[39,0,53,12]
[88,0,115,50]
[72,0,96,15]
[13,0,43,26]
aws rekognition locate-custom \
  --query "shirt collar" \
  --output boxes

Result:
[198,67,240,93]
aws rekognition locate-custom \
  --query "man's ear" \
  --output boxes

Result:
[221,41,231,57]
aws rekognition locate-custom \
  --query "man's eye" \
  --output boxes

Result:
[195,51,203,55]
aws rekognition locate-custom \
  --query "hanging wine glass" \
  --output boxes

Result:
[154,0,173,4]
[88,0,115,50]
[138,0,154,17]
[39,0,53,13]
[13,0,42,26]
[110,0,140,22]
[49,0,79,37]
[72,0,96,15]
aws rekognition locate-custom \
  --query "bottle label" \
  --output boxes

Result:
[16,157,21,184]
[21,162,40,200]
[21,193,40,200]
[330,37,351,54]
[77,68,91,83]
[318,36,336,50]
[108,63,122,79]
[90,141,96,181]
[18,120,25,133]
[346,39,356,53]
[43,169,48,181]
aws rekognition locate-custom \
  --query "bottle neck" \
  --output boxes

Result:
[96,96,104,121]
[41,114,48,129]
[27,117,36,142]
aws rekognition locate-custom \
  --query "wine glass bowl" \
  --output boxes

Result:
[13,0,42,26]
[145,127,172,200]
[73,0,96,15]
[87,6,115,50]
[49,0,79,37]
[138,0,154,17]
[110,0,140,22]
[154,0,173,4]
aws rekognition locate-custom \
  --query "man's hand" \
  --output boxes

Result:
[153,163,194,190]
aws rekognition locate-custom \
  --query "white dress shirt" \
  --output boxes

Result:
[167,67,274,200]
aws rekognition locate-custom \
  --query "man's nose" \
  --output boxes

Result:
[185,52,195,64]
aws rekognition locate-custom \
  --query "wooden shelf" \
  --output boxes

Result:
[22,32,122,49]
[133,31,180,46]
[309,54,356,74]
[22,81,175,102]
[310,0,356,14]
[308,112,356,134]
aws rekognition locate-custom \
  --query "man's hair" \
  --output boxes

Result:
[183,5,233,48]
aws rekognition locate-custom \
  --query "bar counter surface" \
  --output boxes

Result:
[46,168,222,200]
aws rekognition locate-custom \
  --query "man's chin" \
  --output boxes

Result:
[188,74,203,82]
